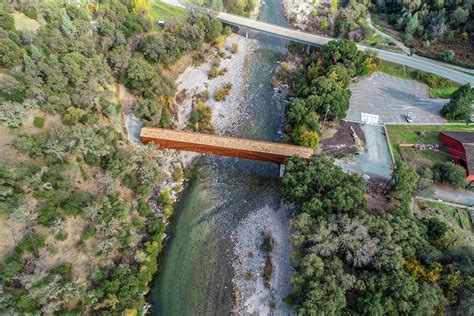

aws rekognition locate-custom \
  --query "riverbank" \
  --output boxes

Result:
[232,203,293,314]
[175,33,256,134]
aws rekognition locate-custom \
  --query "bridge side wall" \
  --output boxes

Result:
[142,137,290,164]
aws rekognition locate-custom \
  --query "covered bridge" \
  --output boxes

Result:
[141,127,314,164]
[439,132,474,182]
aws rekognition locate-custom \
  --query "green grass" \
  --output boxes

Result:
[386,124,474,145]
[430,86,460,98]
[151,0,188,22]
[416,200,472,241]
[377,61,460,98]
[33,116,45,128]
[386,124,474,164]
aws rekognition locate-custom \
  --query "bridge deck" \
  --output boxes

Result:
[141,127,313,164]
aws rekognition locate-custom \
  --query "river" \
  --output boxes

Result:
[149,0,292,314]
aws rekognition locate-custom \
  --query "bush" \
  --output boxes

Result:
[33,117,45,128]
[441,84,473,121]
[426,217,448,240]
[442,50,455,62]
[214,83,233,102]
[432,162,466,188]
[83,227,97,240]
[290,125,320,148]
[0,101,28,127]
[208,66,219,79]
[188,99,213,133]
[231,43,238,54]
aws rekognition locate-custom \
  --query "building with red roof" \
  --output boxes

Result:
[439,131,474,182]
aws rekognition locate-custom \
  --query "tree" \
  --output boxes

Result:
[125,56,160,96]
[432,161,466,188]
[133,98,162,127]
[290,124,320,148]
[326,63,351,88]
[426,217,448,240]
[283,155,367,215]
[0,39,25,68]
[302,76,351,120]
[441,84,473,121]
[0,11,15,31]
[392,160,419,200]
[320,17,328,31]
[442,50,455,62]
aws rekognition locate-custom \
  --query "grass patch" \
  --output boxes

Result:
[33,116,45,128]
[386,124,474,165]
[385,124,474,145]
[377,61,460,98]
[151,0,188,22]
[415,199,473,247]
[430,86,459,98]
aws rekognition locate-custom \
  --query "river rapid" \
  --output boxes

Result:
[150,0,292,314]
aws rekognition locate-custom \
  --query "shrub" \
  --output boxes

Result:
[83,227,97,240]
[426,217,448,240]
[231,43,238,54]
[443,50,455,62]
[441,84,473,121]
[188,99,213,133]
[214,83,233,102]
[290,125,320,148]
[0,101,28,127]
[432,162,466,188]
[208,66,219,79]
[33,117,45,128]
[262,256,273,288]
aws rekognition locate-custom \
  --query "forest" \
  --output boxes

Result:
[283,155,473,314]
[0,0,223,313]
[278,40,378,148]
[373,0,474,66]
[286,0,473,67]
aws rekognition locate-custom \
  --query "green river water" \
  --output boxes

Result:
[150,1,291,314]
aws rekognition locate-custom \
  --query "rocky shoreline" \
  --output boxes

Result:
[173,28,295,315]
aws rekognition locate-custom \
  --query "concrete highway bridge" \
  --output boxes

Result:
[141,127,313,164]
[165,0,474,85]
[216,12,474,85]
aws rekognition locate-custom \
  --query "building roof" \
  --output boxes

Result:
[141,127,314,161]
[440,132,474,144]
[440,132,474,178]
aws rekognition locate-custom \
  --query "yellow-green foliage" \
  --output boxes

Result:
[403,259,442,283]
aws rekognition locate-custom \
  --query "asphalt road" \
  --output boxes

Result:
[216,12,474,85]
[346,72,448,124]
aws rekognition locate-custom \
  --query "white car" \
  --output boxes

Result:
[405,113,414,123]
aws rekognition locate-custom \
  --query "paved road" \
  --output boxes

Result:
[347,72,448,124]
[366,13,410,55]
[430,185,474,206]
[216,12,474,85]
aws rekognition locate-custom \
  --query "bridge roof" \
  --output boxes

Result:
[141,127,314,160]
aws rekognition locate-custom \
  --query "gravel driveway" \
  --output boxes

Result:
[346,72,448,124]
[337,124,393,179]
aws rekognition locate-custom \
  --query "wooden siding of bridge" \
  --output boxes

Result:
[141,127,314,164]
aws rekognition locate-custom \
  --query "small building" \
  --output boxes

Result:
[439,132,474,182]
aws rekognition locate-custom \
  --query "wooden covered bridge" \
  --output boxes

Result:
[141,127,313,164]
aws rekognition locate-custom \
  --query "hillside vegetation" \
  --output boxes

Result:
[0,0,223,314]
[283,155,473,314]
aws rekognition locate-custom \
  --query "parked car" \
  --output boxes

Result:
[405,113,414,123]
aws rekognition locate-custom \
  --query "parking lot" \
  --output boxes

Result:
[346,72,448,124]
